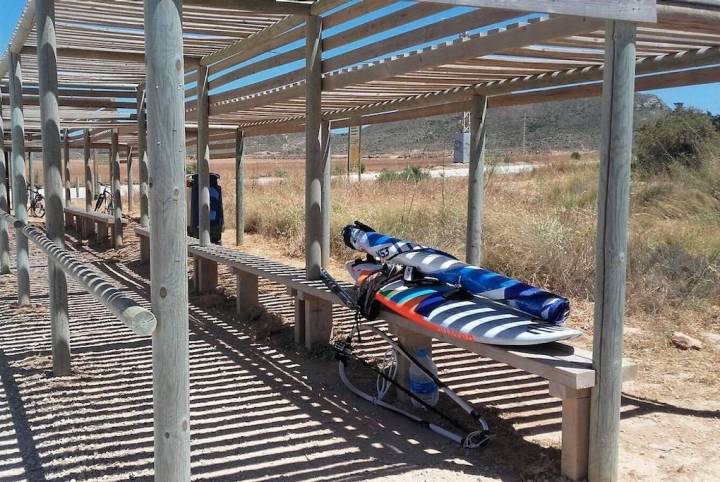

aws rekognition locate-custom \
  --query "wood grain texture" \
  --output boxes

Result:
[144,0,191,480]
[465,94,487,266]
[83,129,92,213]
[36,0,71,377]
[320,119,331,267]
[589,20,637,482]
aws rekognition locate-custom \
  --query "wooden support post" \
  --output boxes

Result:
[83,129,94,238]
[294,293,306,345]
[305,14,323,281]
[0,86,10,274]
[36,0,71,376]
[235,128,244,246]
[27,151,33,194]
[9,53,30,306]
[550,383,592,481]
[145,0,191,478]
[193,257,218,294]
[196,64,211,247]
[303,294,333,350]
[92,148,98,201]
[127,146,133,215]
[235,269,259,316]
[390,322,433,402]
[74,177,79,198]
[63,128,70,203]
[137,88,149,228]
[465,94,487,266]
[111,130,123,248]
[321,119,331,267]
[589,21,637,482]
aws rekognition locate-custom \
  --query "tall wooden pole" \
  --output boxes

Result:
[127,146,134,215]
[0,87,10,274]
[9,53,30,305]
[144,0,190,480]
[321,119,331,267]
[137,88,149,227]
[36,0,71,376]
[465,94,487,266]
[27,151,33,192]
[84,129,92,212]
[196,64,210,246]
[588,21,637,482]
[92,147,98,197]
[305,14,323,280]
[235,128,244,246]
[63,128,70,202]
[111,130,122,248]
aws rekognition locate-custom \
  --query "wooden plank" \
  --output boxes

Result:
[63,129,70,202]
[305,14,322,281]
[184,0,311,15]
[37,0,71,377]
[466,95,486,265]
[321,119,331,267]
[588,21,637,482]
[144,0,190,479]
[235,269,259,315]
[560,393,592,480]
[414,0,657,22]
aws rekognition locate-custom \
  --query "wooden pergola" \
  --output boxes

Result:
[0,1,718,481]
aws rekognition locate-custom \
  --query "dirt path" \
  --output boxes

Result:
[0,223,717,481]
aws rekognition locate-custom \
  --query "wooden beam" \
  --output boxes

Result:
[466,94,486,266]
[0,0,36,79]
[21,45,201,65]
[36,0,71,377]
[589,20,637,482]
[184,0,312,15]
[144,0,190,480]
[321,119,331,266]
[63,128,70,202]
[305,14,322,281]
[415,0,657,22]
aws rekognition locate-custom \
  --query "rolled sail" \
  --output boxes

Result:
[343,223,570,324]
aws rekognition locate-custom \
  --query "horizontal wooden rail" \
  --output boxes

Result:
[2,212,156,336]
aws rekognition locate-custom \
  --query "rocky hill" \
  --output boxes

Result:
[245,93,668,157]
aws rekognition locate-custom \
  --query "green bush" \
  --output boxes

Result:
[377,165,429,183]
[635,108,720,174]
[570,151,582,160]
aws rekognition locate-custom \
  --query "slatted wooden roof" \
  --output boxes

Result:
[2,0,720,154]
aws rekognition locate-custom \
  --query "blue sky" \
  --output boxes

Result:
[1,0,718,114]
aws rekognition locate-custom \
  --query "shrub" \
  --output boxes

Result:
[570,151,582,160]
[377,165,429,183]
[635,108,720,174]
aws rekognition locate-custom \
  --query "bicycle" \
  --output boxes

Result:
[27,184,45,218]
[94,182,114,215]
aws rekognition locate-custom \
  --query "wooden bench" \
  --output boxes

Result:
[65,206,126,246]
[133,225,636,480]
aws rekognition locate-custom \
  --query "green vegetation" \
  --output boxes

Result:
[570,151,582,160]
[376,165,429,183]
[635,107,720,174]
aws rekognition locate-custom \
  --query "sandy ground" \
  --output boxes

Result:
[0,222,718,481]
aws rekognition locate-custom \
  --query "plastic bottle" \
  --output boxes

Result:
[409,348,439,408]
